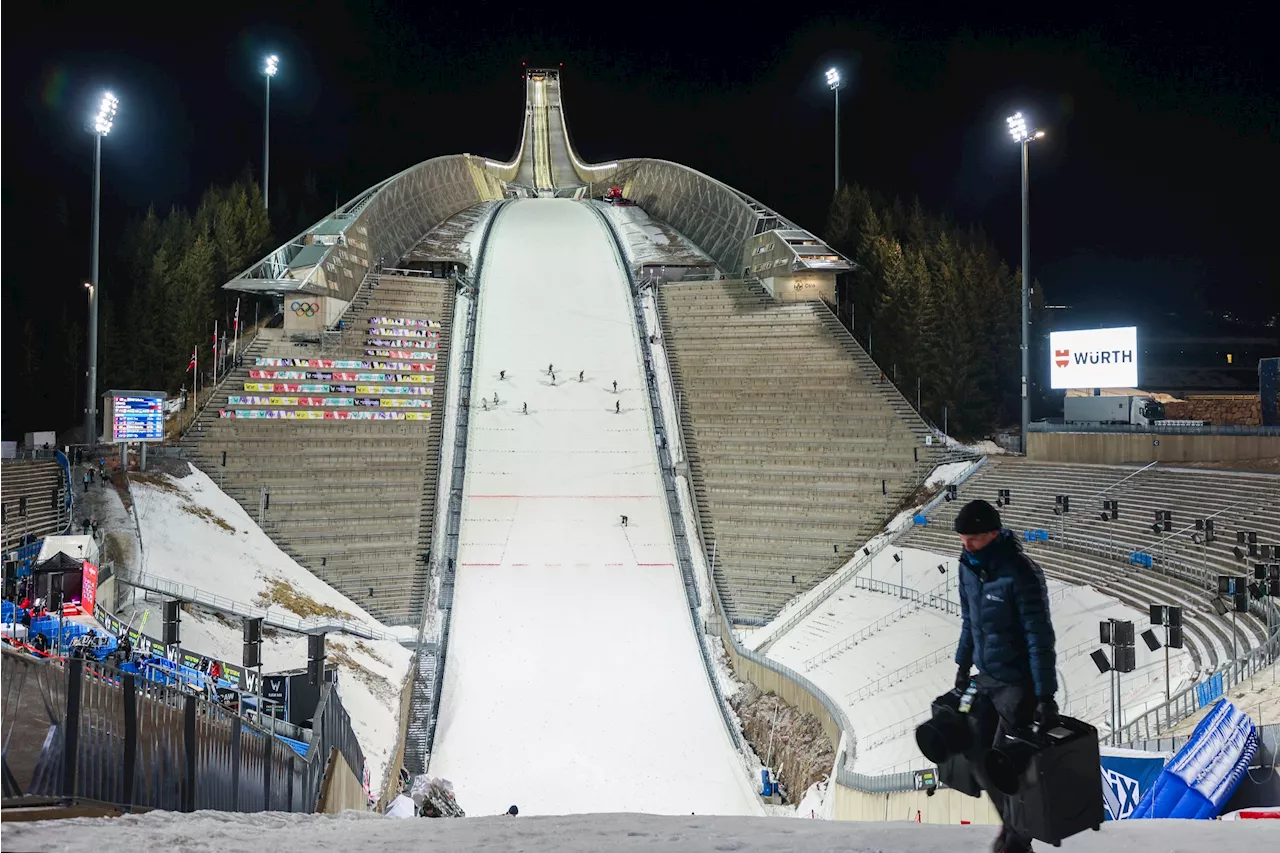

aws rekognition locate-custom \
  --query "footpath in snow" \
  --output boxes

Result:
[8,811,1280,853]
[429,198,761,816]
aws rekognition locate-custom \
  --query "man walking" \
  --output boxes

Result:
[951,499,1058,853]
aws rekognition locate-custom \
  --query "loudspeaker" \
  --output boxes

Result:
[1116,646,1136,673]
[1167,625,1184,649]
[1099,622,1112,644]
[1141,629,1161,651]
[1167,606,1182,627]
[1218,576,1234,595]
[308,632,326,686]
[1212,597,1229,616]
[244,617,263,644]
[1149,604,1163,626]
[162,599,181,646]
[1248,532,1258,544]
[243,641,261,669]
[1256,565,1268,580]
[1237,531,1247,545]
[1113,621,1135,647]
[1090,649,1111,674]
[1234,593,1249,613]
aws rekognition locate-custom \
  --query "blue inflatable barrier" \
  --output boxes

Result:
[913,514,928,525]
[1130,699,1257,819]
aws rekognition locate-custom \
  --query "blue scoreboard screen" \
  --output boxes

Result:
[111,394,165,442]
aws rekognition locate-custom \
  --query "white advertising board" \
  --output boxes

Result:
[1049,326,1138,390]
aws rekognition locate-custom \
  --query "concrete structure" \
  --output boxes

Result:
[1,460,69,551]
[900,459,1280,671]
[1028,428,1280,464]
[657,278,949,622]
[181,272,456,626]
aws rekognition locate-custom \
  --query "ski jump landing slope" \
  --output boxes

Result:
[430,199,761,817]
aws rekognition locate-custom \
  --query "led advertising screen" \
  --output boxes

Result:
[108,391,167,442]
[1049,327,1139,390]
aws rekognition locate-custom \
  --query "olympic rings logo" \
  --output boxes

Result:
[291,301,319,317]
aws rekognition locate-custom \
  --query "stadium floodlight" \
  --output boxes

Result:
[84,90,119,448]
[93,92,119,136]
[262,55,279,210]
[825,68,843,193]
[1006,111,1046,456]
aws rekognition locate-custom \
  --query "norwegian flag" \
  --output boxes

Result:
[187,346,197,372]
[233,299,240,331]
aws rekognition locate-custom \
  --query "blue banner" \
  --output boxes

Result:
[1100,751,1166,820]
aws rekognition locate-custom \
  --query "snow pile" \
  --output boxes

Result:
[601,203,712,267]
[123,465,413,795]
[8,810,1279,852]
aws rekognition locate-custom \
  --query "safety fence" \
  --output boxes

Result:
[1,646,362,812]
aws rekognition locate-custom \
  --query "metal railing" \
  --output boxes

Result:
[1,646,362,812]
[412,201,508,775]
[1030,421,1280,437]
[596,203,756,765]
[752,457,986,654]
[115,566,402,642]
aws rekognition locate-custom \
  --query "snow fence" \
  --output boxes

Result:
[1131,698,1258,819]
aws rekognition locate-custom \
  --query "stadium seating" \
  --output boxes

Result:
[178,274,456,625]
[1,460,69,551]
[656,278,953,622]
[900,459,1280,673]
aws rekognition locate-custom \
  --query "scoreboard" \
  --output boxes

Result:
[107,391,167,443]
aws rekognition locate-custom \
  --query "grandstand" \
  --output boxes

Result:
[179,273,455,626]
[656,278,950,623]
[1,459,70,551]
[899,459,1280,671]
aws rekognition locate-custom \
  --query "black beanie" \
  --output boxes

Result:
[954,499,1002,534]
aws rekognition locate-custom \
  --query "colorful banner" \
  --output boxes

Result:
[220,409,431,421]
[81,561,99,615]
[243,382,433,394]
[363,327,438,339]
[227,395,431,408]
[369,316,441,328]
[367,338,437,349]
[257,356,436,369]
[364,350,437,361]
[248,370,435,382]
[353,385,433,395]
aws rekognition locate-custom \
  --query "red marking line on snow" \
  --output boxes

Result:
[470,494,660,499]
[459,562,502,567]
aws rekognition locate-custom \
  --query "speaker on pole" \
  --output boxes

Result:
[162,599,181,647]
[243,617,263,669]
[308,632,326,686]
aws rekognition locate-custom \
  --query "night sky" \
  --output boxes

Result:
[4,2,1276,433]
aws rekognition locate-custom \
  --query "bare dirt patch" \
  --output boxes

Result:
[181,503,236,532]
[255,578,354,621]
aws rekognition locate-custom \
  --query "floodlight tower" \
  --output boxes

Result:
[1007,112,1045,455]
[263,55,279,210]
[826,68,843,193]
[85,91,118,447]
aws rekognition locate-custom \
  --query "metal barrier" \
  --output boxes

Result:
[1,646,362,812]
[752,457,986,653]
[1029,422,1280,437]
[114,566,401,643]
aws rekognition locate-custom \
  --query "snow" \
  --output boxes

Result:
[601,203,714,268]
[926,461,974,488]
[763,545,1194,775]
[8,810,1280,852]
[429,198,761,816]
[118,466,413,795]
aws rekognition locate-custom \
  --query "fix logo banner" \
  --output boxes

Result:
[1100,752,1165,820]
[1049,326,1138,389]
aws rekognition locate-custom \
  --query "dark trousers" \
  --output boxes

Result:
[971,673,1037,849]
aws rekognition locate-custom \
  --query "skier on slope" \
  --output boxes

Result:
[615,400,621,414]
[612,380,618,393]
[500,370,505,380]
[579,370,584,382]
[522,402,528,414]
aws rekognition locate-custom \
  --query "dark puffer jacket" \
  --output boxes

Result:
[955,529,1058,698]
